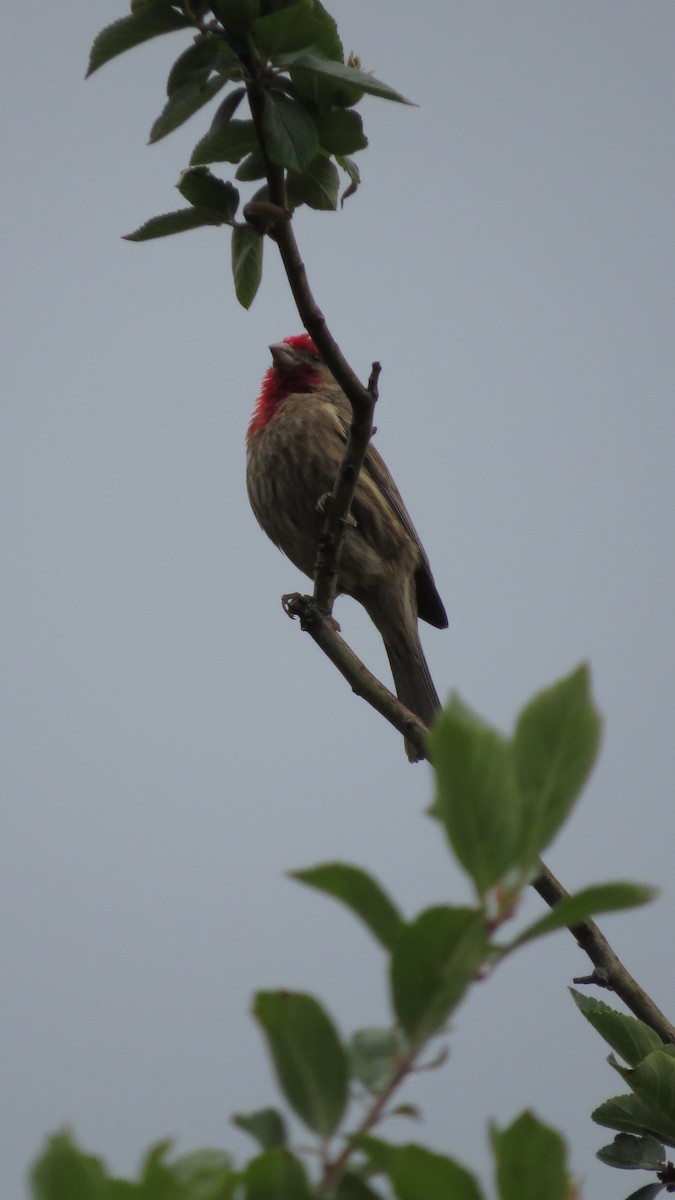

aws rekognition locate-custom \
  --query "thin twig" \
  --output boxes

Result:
[283,595,428,758]
[316,1046,420,1197]
[533,862,675,1043]
[311,362,381,612]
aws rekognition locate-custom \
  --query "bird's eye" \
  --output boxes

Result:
[311,352,321,363]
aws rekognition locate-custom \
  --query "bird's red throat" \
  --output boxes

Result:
[248,334,322,437]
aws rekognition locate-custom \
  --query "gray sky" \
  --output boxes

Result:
[2,2,674,1195]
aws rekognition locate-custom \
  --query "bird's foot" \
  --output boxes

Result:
[317,491,356,528]
[281,593,341,633]
[282,592,308,619]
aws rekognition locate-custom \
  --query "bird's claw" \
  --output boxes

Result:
[281,593,341,633]
[282,592,307,619]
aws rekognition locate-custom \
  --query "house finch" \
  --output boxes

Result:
[246,334,448,760]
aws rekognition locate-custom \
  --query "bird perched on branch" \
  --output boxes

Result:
[246,334,448,760]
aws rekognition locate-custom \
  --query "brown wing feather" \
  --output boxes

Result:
[331,395,448,630]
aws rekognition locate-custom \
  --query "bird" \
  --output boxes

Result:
[246,333,448,760]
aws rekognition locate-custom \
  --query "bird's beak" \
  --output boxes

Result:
[269,342,296,370]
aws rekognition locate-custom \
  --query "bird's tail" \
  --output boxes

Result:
[387,641,441,762]
[368,602,441,762]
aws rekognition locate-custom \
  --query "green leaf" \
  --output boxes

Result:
[315,109,367,155]
[211,87,248,125]
[252,7,340,57]
[308,0,344,59]
[337,154,361,204]
[286,155,339,210]
[235,150,267,180]
[232,1108,287,1150]
[30,1132,109,1200]
[390,906,487,1045]
[273,50,415,105]
[244,1148,311,1200]
[623,1185,668,1200]
[190,119,257,164]
[348,1027,407,1092]
[570,990,664,1067]
[260,89,319,171]
[389,1144,484,1200]
[629,1052,675,1134]
[513,663,602,867]
[170,1149,237,1199]
[124,207,227,241]
[177,167,239,218]
[511,882,656,949]
[165,36,240,93]
[231,225,263,308]
[166,37,219,94]
[107,1182,137,1199]
[87,5,191,77]
[212,0,262,37]
[349,1134,396,1176]
[593,1093,675,1147]
[253,990,348,1135]
[290,862,402,950]
[136,1139,182,1199]
[137,1147,234,1200]
[335,1175,385,1200]
[492,1111,568,1200]
[149,75,228,142]
[428,696,521,897]
[596,1132,665,1170]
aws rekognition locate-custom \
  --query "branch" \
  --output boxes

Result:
[309,359,380,613]
[282,594,428,759]
[316,1044,420,1197]
[533,861,675,1044]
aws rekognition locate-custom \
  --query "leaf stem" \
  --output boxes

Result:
[317,1046,420,1196]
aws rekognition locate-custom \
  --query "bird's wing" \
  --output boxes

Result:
[332,399,448,629]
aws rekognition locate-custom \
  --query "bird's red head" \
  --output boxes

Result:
[248,334,324,437]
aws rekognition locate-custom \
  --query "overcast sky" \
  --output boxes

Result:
[2,2,674,1196]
